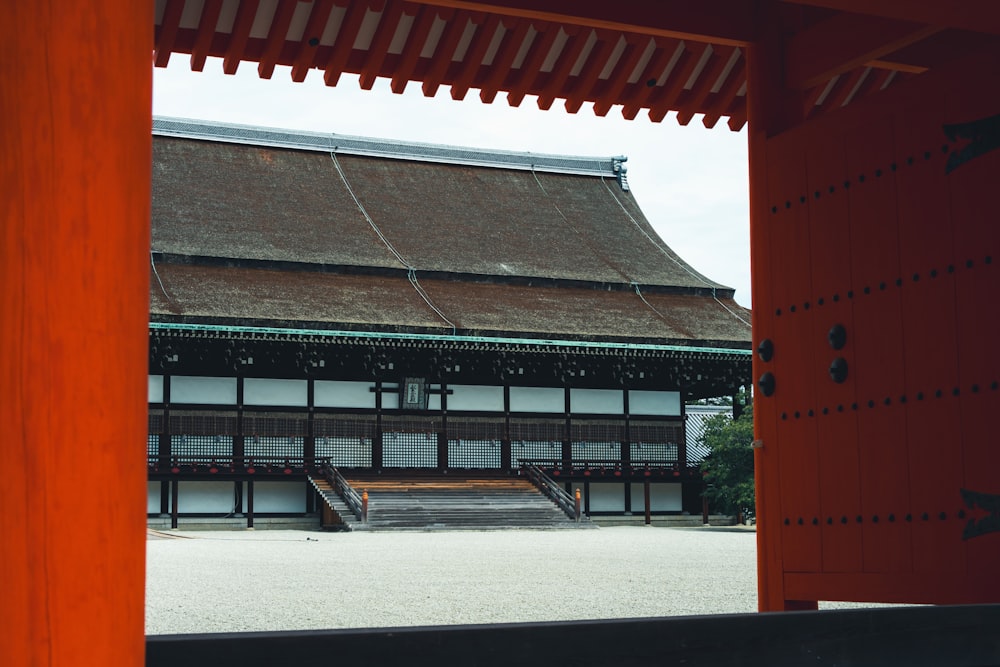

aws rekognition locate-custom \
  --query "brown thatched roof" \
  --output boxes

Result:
[151,118,750,349]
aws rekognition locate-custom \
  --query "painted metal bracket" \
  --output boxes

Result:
[944,112,1000,174]
[960,488,1000,540]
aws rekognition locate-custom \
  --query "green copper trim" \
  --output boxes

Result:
[149,322,751,356]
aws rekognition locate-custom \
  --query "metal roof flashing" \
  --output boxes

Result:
[153,116,626,182]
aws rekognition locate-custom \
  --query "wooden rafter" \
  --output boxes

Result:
[620,41,682,120]
[322,0,371,86]
[420,10,470,96]
[535,26,590,110]
[190,0,224,72]
[390,4,442,93]
[564,31,618,113]
[291,0,337,82]
[591,35,651,117]
[257,0,301,79]
[154,0,185,68]
[478,17,532,103]
[504,20,559,107]
[223,0,260,75]
[358,1,407,89]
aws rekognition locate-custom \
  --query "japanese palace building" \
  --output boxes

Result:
[147,117,752,524]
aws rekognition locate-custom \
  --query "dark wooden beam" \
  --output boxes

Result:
[781,0,1000,36]
[411,0,757,46]
[867,30,999,72]
[785,12,941,90]
[146,605,1000,667]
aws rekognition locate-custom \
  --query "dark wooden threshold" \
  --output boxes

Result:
[147,604,1000,667]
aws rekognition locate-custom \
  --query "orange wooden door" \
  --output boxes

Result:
[753,49,1000,608]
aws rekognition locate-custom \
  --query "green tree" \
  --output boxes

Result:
[699,411,755,522]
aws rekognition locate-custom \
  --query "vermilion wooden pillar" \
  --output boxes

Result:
[1,3,151,665]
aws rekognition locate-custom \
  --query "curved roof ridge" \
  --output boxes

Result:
[152,116,627,180]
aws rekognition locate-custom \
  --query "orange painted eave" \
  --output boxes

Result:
[153,1,1000,131]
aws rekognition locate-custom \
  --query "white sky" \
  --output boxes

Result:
[152,58,752,307]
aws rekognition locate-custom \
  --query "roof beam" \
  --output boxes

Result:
[408,0,756,46]
[785,13,941,90]
[867,30,998,73]
[781,0,1000,36]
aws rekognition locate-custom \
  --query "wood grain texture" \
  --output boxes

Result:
[0,2,151,664]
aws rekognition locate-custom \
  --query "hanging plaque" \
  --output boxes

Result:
[401,377,428,410]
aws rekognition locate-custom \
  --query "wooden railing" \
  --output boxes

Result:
[522,464,579,522]
[321,464,365,522]
[518,458,698,479]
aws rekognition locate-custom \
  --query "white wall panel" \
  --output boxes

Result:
[314,381,375,409]
[147,481,162,514]
[177,481,237,513]
[244,378,308,407]
[148,375,163,403]
[382,388,400,410]
[628,390,681,416]
[588,483,625,512]
[171,376,237,405]
[449,385,504,412]
[427,389,442,411]
[509,386,564,413]
[629,482,683,512]
[250,482,307,513]
[570,388,624,414]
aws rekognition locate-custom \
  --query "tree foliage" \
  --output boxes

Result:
[699,411,755,521]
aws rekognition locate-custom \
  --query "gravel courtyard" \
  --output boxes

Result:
[145,526,878,635]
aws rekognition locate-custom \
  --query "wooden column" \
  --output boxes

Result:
[305,378,316,467]
[501,385,512,469]
[234,375,246,466]
[373,381,384,469]
[0,3,151,666]
[247,480,255,529]
[644,480,652,525]
[171,480,180,529]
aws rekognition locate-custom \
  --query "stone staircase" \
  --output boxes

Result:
[345,476,595,531]
[309,476,361,531]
